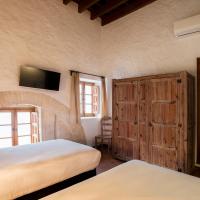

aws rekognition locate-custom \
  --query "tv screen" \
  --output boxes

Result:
[19,66,60,91]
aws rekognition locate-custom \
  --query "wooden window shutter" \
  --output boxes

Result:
[31,112,40,143]
[80,82,85,116]
[92,85,99,114]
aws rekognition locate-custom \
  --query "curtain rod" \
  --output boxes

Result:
[70,70,104,79]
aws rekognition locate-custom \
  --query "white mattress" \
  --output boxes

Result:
[43,160,200,200]
[0,139,101,200]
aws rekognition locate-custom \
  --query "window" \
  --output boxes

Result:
[80,81,99,117]
[0,108,40,148]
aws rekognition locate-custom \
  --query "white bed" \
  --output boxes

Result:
[0,139,101,200]
[42,160,200,200]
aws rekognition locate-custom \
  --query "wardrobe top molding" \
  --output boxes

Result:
[112,71,193,83]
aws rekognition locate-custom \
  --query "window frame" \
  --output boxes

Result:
[80,81,100,118]
[0,107,38,147]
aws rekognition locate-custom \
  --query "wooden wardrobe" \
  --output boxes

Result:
[112,71,195,173]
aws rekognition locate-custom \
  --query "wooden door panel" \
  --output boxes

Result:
[127,104,138,121]
[118,121,127,138]
[128,122,138,140]
[118,103,137,121]
[139,124,146,142]
[116,83,137,102]
[132,141,139,159]
[152,103,177,124]
[140,143,148,161]
[122,139,139,160]
[139,82,147,101]
[151,126,177,148]
[139,102,146,123]
[127,84,137,101]
[151,147,177,169]
[165,149,177,170]
[113,138,139,160]
[124,140,134,160]
[116,85,126,102]
[113,120,119,136]
[149,77,179,170]
[138,80,149,162]
[113,138,124,159]
[162,127,177,148]
[118,104,127,120]
[150,79,177,101]
[113,104,118,120]
[117,121,138,140]
[151,147,165,167]
[139,123,149,161]
[150,127,162,146]
[113,81,139,161]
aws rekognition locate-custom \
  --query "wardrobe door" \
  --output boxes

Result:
[139,80,149,162]
[112,81,139,161]
[148,77,180,170]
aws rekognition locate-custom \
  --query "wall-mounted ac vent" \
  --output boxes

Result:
[174,14,200,37]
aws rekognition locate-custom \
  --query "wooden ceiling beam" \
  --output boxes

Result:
[78,0,100,13]
[91,0,129,20]
[101,0,157,26]
[63,0,72,5]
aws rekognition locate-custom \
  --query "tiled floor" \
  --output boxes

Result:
[96,149,124,174]
[192,167,200,178]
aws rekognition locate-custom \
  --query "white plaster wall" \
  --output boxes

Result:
[81,118,101,146]
[0,0,102,145]
[0,0,102,107]
[101,0,200,78]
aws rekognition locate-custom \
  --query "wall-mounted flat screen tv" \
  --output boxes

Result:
[19,66,60,91]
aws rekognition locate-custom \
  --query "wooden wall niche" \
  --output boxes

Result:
[112,71,195,173]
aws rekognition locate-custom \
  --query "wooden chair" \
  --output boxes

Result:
[95,116,112,152]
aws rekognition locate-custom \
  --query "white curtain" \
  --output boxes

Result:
[70,72,86,144]
[101,77,108,117]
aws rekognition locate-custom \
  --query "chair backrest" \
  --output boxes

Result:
[101,116,112,136]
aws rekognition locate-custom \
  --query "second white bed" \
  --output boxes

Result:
[43,160,200,200]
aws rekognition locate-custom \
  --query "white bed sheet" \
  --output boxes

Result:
[43,160,200,200]
[0,139,101,200]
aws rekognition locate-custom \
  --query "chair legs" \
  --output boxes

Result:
[95,137,103,150]
[107,138,112,153]
[95,137,112,152]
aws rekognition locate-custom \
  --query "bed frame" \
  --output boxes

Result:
[16,169,96,200]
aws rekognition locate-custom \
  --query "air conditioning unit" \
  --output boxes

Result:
[174,14,200,37]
